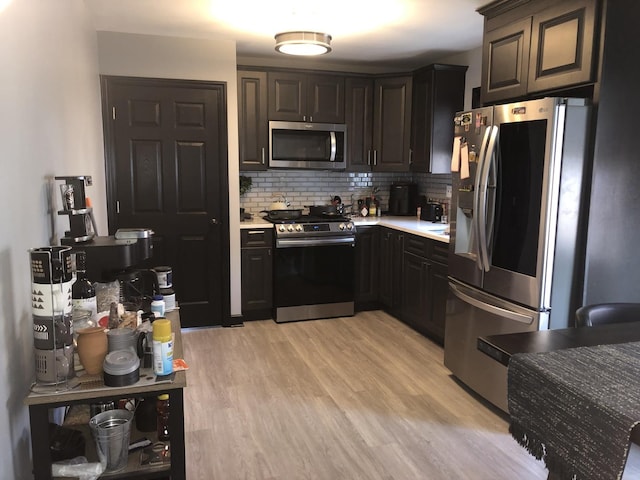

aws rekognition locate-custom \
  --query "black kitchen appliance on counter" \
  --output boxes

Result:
[421,202,443,222]
[388,182,418,215]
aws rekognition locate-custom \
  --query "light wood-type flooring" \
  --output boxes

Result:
[181,310,640,480]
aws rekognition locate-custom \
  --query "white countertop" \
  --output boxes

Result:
[352,216,449,243]
[240,215,449,243]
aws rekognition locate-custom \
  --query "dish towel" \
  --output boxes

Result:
[508,341,640,480]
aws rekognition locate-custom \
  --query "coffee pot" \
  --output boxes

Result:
[116,269,159,311]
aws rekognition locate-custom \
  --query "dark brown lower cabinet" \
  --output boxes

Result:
[355,226,380,309]
[241,229,273,320]
[379,228,404,316]
[400,233,449,344]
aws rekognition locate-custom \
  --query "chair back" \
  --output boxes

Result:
[575,303,640,327]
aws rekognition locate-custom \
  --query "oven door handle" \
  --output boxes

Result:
[276,237,355,248]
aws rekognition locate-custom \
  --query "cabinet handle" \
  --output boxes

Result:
[303,115,306,122]
[261,147,265,164]
[247,230,264,235]
[409,149,413,165]
[373,150,378,166]
[310,116,313,122]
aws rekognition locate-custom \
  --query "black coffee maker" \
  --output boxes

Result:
[116,269,159,311]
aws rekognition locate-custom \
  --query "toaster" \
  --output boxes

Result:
[421,202,443,222]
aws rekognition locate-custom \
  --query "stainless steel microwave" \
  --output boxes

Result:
[269,121,346,170]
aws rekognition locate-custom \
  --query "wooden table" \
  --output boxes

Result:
[25,311,187,480]
[478,322,640,478]
[478,321,640,366]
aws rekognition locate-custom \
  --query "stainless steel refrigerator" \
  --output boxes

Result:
[443,97,591,412]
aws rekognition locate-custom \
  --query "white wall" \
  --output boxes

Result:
[437,46,482,111]
[0,0,106,477]
[97,31,243,317]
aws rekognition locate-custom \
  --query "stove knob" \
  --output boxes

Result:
[346,223,353,230]
[338,223,345,230]
[287,225,294,232]
[278,225,286,232]
[295,225,303,232]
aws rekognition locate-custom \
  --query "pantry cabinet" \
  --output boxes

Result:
[267,71,345,123]
[480,0,599,104]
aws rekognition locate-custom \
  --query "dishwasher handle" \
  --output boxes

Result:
[449,282,534,325]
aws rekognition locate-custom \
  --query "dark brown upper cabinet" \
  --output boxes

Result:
[267,72,345,123]
[527,0,597,94]
[480,0,599,105]
[371,76,413,172]
[238,70,268,171]
[345,77,374,172]
[410,64,467,174]
[482,18,532,104]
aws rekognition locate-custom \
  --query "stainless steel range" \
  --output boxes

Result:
[268,215,356,323]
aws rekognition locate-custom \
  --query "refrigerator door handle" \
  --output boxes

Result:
[478,125,499,272]
[473,126,493,271]
[450,281,534,324]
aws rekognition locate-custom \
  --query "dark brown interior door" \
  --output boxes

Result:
[101,76,230,328]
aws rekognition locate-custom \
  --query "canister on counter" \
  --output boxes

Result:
[160,288,176,312]
[153,266,173,289]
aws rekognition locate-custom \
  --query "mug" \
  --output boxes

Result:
[107,328,139,354]
[31,281,73,316]
[34,346,74,384]
[32,313,73,349]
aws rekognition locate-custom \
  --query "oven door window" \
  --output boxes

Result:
[274,244,354,307]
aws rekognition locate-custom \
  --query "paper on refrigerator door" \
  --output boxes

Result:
[460,142,470,179]
[451,136,461,172]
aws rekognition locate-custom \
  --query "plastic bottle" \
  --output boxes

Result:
[152,318,173,376]
[72,251,97,317]
[156,394,170,440]
[151,294,165,317]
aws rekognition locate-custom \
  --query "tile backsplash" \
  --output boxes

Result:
[239,170,452,217]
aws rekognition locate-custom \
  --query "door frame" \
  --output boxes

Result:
[99,75,232,326]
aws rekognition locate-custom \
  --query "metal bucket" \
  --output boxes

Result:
[89,409,133,472]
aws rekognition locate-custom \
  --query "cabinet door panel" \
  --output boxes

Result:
[241,248,272,311]
[308,75,345,123]
[482,18,532,104]
[238,71,268,170]
[373,77,412,171]
[345,77,374,171]
[268,73,305,121]
[355,226,379,305]
[528,0,597,93]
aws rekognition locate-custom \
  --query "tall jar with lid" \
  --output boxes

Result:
[156,394,170,440]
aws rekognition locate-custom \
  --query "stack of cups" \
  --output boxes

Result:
[89,409,134,472]
[29,246,75,385]
[154,266,176,312]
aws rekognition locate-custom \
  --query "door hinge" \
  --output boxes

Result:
[112,107,116,120]
[116,200,120,214]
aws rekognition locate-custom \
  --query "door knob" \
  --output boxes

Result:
[210,218,218,225]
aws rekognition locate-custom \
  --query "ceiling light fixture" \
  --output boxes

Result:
[274,31,332,56]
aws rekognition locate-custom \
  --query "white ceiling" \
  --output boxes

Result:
[84,0,487,70]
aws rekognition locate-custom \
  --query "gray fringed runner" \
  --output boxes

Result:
[508,341,640,480]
